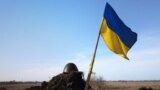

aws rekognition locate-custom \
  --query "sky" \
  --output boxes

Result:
[0,0,160,81]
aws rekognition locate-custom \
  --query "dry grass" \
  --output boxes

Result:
[0,81,160,90]
[0,82,40,90]
[90,80,160,90]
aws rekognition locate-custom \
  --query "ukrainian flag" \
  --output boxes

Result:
[100,3,137,60]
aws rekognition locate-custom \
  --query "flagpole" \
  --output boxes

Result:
[85,19,104,90]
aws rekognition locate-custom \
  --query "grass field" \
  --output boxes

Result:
[0,82,41,90]
[0,81,160,90]
[91,81,160,90]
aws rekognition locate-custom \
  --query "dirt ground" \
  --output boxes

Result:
[0,81,160,90]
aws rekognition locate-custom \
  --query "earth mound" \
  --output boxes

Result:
[25,71,88,90]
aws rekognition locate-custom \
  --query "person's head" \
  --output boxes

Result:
[63,63,78,73]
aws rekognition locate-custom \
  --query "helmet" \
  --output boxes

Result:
[63,63,78,73]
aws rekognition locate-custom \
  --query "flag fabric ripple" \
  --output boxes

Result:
[100,3,137,60]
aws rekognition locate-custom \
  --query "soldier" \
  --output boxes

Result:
[25,62,90,90]
[47,62,86,90]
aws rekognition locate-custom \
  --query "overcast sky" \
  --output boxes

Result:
[0,0,160,81]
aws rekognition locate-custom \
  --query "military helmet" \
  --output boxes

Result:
[63,63,78,73]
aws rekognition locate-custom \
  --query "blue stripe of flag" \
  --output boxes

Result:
[104,3,137,48]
